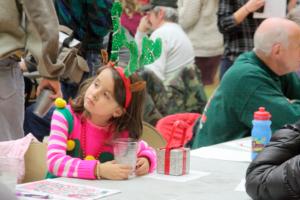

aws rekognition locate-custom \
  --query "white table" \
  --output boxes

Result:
[56,138,252,200]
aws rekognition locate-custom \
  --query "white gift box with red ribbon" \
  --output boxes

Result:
[157,121,190,176]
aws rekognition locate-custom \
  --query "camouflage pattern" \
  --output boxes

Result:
[143,92,164,126]
[140,64,207,125]
[139,70,166,125]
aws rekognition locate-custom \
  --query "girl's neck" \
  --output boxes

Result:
[89,115,110,127]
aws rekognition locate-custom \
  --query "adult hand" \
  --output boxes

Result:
[135,157,150,176]
[36,78,62,99]
[245,0,265,13]
[98,161,132,180]
[19,58,27,72]
[138,16,151,33]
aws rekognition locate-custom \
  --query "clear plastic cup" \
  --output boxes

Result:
[33,89,54,118]
[0,157,21,193]
[113,138,138,177]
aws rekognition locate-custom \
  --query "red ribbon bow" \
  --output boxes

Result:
[163,120,188,175]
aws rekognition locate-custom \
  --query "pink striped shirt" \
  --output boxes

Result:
[47,107,157,179]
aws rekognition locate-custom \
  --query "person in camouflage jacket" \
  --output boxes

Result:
[135,0,207,125]
[141,64,207,125]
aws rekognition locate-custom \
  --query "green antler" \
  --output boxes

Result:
[124,41,139,77]
[110,1,162,77]
[139,37,162,67]
[110,2,126,62]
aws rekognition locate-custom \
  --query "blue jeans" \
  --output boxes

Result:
[61,81,79,100]
[85,51,101,77]
[23,105,54,141]
[23,51,101,141]
[219,57,233,80]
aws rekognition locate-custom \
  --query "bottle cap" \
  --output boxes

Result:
[254,107,271,120]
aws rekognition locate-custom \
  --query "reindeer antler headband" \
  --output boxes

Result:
[109,1,162,109]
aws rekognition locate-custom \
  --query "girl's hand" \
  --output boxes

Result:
[98,161,132,180]
[245,0,265,13]
[135,157,150,176]
[288,0,298,12]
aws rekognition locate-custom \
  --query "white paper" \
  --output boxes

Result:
[253,0,287,18]
[145,170,210,182]
[235,178,246,192]
[191,147,251,162]
[17,179,120,200]
[59,32,80,47]
[17,190,53,200]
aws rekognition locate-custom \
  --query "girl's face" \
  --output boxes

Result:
[84,68,124,125]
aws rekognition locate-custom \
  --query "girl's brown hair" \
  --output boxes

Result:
[71,66,145,140]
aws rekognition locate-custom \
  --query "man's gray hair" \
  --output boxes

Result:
[153,6,178,23]
[254,26,289,55]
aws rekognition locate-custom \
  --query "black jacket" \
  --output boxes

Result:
[246,122,300,200]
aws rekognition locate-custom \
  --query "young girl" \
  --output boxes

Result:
[46,64,157,180]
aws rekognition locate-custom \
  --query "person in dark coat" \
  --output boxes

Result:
[246,120,300,200]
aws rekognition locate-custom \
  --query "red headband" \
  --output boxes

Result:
[115,67,132,109]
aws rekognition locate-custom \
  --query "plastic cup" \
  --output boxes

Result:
[33,89,54,118]
[113,138,138,177]
[0,157,21,193]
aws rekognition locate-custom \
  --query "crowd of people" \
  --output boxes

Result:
[2,0,300,199]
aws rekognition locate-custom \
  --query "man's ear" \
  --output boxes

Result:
[159,8,165,19]
[112,107,125,118]
[272,43,281,57]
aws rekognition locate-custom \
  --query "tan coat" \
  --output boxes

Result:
[178,0,224,57]
[0,0,65,79]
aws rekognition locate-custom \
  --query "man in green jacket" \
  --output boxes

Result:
[0,0,64,141]
[191,17,300,149]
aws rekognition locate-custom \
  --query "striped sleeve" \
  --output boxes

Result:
[47,109,98,179]
[137,140,157,173]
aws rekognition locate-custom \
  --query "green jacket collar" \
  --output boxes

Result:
[248,51,280,80]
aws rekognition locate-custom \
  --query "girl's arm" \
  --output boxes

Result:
[233,0,265,25]
[137,140,157,172]
[47,110,98,179]
[218,0,264,33]
[288,0,298,12]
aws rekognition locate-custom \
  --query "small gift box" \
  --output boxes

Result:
[157,121,190,176]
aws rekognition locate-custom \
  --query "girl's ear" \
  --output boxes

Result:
[112,107,125,118]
